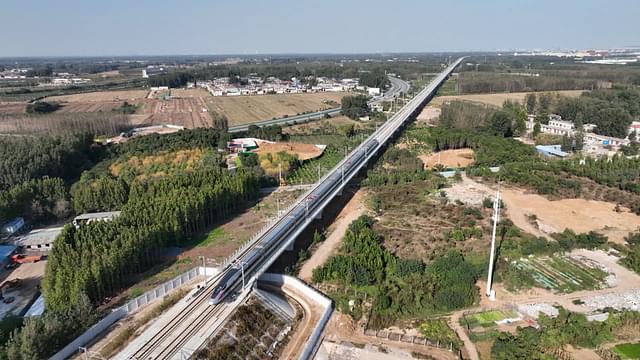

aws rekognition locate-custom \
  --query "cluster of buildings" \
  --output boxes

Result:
[0,211,122,256]
[0,67,29,79]
[50,77,90,86]
[0,67,90,85]
[526,114,640,156]
[197,76,369,97]
[142,65,168,78]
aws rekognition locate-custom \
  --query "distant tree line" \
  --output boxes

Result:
[358,68,390,89]
[0,112,130,137]
[147,61,411,88]
[0,133,95,191]
[553,87,640,138]
[455,72,602,94]
[438,100,526,137]
[0,177,71,226]
[244,124,289,142]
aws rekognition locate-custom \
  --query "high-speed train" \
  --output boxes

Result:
[210,138,380,305]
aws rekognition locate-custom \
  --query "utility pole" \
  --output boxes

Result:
[486,190,501,301]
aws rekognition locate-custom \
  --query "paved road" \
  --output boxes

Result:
[227,76,409,133]
[371,75,410,104]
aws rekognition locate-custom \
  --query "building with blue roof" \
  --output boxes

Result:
[0,245,17,267]
[535,145,570,158]
[1,217,24,236]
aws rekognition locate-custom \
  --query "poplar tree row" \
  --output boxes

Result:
[43,167,259,312]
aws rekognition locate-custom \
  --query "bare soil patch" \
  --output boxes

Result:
[445,176,640,244]
[204,92,346,126]
[430,90,586,108]
[0,102,26,114]
[256,142,325,161]
[500,188,640,244]
[420,148,475,169]
[0,261,46,318]
[415,106,441,126]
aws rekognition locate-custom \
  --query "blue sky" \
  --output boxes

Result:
[1,0,638,56]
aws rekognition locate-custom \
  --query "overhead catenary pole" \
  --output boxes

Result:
[486,190,501,300]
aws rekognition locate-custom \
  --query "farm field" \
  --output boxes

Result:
[428,90,586,108]
[463,310,519,329]
[283,115,361,135]
[612,343,640,359]
[0,102,25,113]
[56,101,123,113]
[511,254,609,293]
[204,92,346,126]
[45,89,149,102]
[287,149,343,185]
[420,148,475,169]
[170,88,210,98]
[141,98,213,128]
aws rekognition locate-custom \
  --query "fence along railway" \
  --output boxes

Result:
[116,58,464,360]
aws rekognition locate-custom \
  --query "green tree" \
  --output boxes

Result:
[561,134,572,152]
[487,110,514,137]
[532,121,541,138]
[341,95,369,119]
[525,93,536,114]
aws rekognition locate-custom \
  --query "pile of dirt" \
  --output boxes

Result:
[257,142,325,161]
[420,148,475,169]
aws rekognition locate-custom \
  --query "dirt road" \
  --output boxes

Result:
[278,282,324,359]
[298,190,366,281]
[449,311,479,360]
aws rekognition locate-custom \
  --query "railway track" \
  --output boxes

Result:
[118,59,463,359]
[152,304,225,359]
[126,276,221,359]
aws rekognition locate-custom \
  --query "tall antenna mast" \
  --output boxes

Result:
[486,190,501,301]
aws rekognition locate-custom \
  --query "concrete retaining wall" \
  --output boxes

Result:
[50,266,215,360]
[259,273,333,360]
[124,267,200,313]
